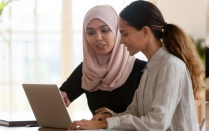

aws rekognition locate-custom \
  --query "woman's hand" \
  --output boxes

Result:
[91,112,112,121]
[69,119,107,130]
[91,107,113,121]
[60,91,70,107]
[95,107,113,114]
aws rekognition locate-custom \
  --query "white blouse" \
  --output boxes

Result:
[107,47,199,131]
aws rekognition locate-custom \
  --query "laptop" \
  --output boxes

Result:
[22,84,72,129]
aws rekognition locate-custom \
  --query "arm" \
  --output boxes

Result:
[69,88,141,130]
[59,63,85,104]
[60,91,70,107]
[107,63,188,130]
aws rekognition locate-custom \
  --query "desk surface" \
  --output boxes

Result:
[0,126,65,131]
[0,126,121,131]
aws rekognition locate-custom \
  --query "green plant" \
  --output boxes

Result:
[191,37,206,65]
[0,0,15,16]
[0,0,16,42]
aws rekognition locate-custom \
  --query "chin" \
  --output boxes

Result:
[129,52,134,56]
[96,51,109,55]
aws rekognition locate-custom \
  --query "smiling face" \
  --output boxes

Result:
[85,18,115,55]
[119,18,147,56]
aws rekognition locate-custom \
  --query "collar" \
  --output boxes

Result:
[146,47,168,72]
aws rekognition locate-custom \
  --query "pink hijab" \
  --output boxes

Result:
[82,5,135,91]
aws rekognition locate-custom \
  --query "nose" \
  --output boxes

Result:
[95,32,103,41]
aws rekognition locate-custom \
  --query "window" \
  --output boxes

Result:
[0,0,62,120]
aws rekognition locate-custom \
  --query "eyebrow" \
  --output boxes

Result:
[86,24,109,30]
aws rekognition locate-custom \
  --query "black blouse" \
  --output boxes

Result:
[59,59,147,115]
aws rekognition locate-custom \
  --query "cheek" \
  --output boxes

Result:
[86,36,96,50]
[128,36,143,54]
[128,36,137,46]
[85,37,97,53]
[107,34,115,49]
[86,36,93,44]
[130,34,143,47]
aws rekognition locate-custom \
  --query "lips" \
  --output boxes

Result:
[96,44,106,49]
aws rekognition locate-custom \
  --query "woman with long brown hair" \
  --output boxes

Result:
[69,1,205,130]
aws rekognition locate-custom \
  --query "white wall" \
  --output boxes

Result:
[155,0,206,41]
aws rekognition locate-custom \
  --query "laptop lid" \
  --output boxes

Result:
[22,84,72,129]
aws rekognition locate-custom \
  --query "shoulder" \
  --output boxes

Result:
[134,58,147,69]
[158,53,187,75]
[166,54,186,69]
[129,58,147,75]
[135,58,147,64]
[77,62,83,70]
[71,62,83,75]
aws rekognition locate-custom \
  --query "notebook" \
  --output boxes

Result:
[0,118,37,127]
[22,84,72,129]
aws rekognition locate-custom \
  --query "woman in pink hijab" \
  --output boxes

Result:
[60,5,146,115]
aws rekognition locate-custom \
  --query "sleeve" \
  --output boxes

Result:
[107,63,188,130]
[59,63,85,102]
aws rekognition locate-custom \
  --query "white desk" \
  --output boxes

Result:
[0,126,121,131]
[0,126,65,131]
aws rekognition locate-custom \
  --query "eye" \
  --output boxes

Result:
[101,27,110,33]
[120,31,128,37]
[86,30,95,35]
[121,33,128,37]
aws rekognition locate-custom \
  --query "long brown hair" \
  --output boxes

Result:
[163,24,205,99]
[120,0,205,99]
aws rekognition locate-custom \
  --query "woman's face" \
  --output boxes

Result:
[85,18,115,55]
[119,18,147,56]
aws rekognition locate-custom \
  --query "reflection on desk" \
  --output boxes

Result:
[38,127,67,131]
